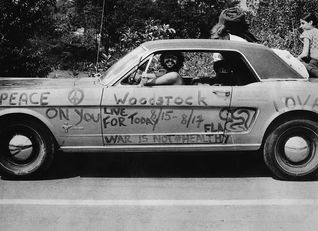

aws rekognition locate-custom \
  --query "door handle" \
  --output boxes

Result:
[213,90,231,97]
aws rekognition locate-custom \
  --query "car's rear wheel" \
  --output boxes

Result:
[264,119,318,180]
[0,119,54,178]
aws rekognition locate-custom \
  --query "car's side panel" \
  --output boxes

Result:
[101,85,232,147]
[0,83,103,147]
[230,81,318,147]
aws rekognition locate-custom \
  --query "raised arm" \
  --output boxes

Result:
[141,72,181,86]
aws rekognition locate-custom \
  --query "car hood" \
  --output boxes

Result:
[0,77,99,89]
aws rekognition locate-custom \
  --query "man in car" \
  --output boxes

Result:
[140,51,184,86]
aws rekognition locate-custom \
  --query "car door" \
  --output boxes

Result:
[100,50,233,148]
[101,85,232,147]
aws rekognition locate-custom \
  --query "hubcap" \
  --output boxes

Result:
[8,135,33,162]
[284,136,310,163]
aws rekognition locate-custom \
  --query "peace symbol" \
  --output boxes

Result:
[68,89,84,105]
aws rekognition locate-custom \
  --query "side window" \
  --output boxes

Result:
[146,54,163,74]
[187,51,257,86]
[222,51,258,86]
[120,50,257,86]
[120,58,151,85]
[181,52,216,85]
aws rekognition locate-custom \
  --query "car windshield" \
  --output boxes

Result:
[101,46,147,80]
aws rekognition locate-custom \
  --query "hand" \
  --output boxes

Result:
[141,72,155,85]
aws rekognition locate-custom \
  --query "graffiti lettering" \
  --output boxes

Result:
[138,135,148,143]
[128,112,154,125]
[103,116,126,128]
[46,107,69,120]
[104,134,229,145]
[152,134,229,144]
[104,135,132,144]
[113,91,207,106]
[198,91,207,106]
[104,107,128,116]
[102,107,208,131]
[274,95,318,112]
[74,108,100,125]
[0,92,50,106]
[204,122,225,132]
[205,108,256,132]
[180,110,204,128]
[150,110,173,121]
[46,107,100,125]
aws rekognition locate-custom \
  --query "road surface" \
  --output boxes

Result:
[1,151,318,230]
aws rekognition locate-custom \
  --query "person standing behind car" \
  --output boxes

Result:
[210,23,247,41]
[298,12,318,78]
[210,7,258,42]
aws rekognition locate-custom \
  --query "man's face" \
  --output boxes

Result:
[163,55,178,69]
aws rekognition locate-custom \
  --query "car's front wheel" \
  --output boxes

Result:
[0,119,54,178]
[264,119,318,180]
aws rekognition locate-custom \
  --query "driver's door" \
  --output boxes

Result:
[101,85,231,146]
[100,50,232,147]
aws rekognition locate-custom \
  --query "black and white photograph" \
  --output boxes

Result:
[1,0,318,230]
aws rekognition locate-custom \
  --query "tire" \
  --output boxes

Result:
[264,119,318,180]
[0,119,55,179]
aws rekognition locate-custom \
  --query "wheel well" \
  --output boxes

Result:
[262,110,318,148]
[0,113,58,148]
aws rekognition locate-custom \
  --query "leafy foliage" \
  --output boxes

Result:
[155,0,240,38]
[1,0,317,77]
[0,0,56,77]
[249,0,318,55]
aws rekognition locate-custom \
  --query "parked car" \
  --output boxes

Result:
[1,39,318,180]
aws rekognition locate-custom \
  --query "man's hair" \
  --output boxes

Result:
[159,51,184,71]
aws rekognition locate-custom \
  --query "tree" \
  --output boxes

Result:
[6,0,313,77]
[0,0,56,77]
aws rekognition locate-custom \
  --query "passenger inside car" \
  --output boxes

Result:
[192,52,235,86]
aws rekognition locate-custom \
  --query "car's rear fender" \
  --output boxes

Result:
[261,109,318,148]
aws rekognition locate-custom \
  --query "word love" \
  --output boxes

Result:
[273,95,318,112]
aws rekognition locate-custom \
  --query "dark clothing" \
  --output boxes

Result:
[303,58,318,78]
[217,7,259,42]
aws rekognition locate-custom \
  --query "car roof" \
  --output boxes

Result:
[142,39,265,51]
[142,39,303,80]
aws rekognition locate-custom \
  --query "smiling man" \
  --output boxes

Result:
[140,51,185,86]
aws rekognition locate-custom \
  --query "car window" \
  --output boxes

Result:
[120,57,151,85]
[188,51,258,86]
[102,46,146,81]
[181,52,216,85]
[120,50,258,86]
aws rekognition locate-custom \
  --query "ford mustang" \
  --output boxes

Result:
[0,39,318,180]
